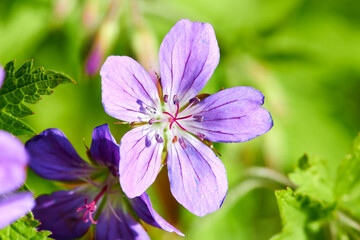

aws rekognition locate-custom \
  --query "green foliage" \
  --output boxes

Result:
[0,212,52,240]
[335,133,360,219]
[273,134,360,239]
[289,154,335,203]
[271,188,336,240]
[0,60,74,135]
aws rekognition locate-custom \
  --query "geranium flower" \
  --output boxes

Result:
[0,66,34,229]
[0,130,34,229]
[100,19,273,216]
[25,124,183,239]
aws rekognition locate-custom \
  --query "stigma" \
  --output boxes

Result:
[77,186,107,224]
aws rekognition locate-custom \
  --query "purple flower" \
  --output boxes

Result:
[85,41,104,76]
[0,130,35,229]
[0,66,4,88]
[25,124,183,239]
[100,19,273,216]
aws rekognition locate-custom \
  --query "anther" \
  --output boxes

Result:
[189,97,200,104]
[179,138,186,149]
[163,94,168,103]
[197,133,205,141]
[172,136,178,143]
[193,115,204,122]
[146,106,157,114]
[155,133,164,143]
[148,118,156,125]
[173,95,179,104]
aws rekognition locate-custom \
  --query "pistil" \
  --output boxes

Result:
[163,102,192,131]
[77,186,108,224]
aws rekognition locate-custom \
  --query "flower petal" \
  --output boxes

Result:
[130,192,184,236]
[0,192,34,229]
[25,128,95,181]
[0,130,28,195]
[90,124,119,175]
[95,205,150,240]
[0,66,4,88]
[159,19,220,106]
[119,125,164,198]
[184,86,273,143]
[32,190,91,239]
[101,56,161,122]
[167,132,228,216]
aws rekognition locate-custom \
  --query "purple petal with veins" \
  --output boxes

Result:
[167,132,228,217]
[32,190,92,239]
[130,192,184,236]
[119,125,164,198]
[95,204,150,240]
[159,19,220,107]
[90,124,120,175]
[183,86,273,143]
[101,56,160,122]
[26,128,96,181]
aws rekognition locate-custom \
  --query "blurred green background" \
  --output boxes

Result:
[1,0,360,239]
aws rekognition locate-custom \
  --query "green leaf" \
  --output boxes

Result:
[0,212,53,240]
[273,135,360,240]
[335,133,360,218]
[0,60,74,135]
[271,188,336,240]
[289,154,335,203]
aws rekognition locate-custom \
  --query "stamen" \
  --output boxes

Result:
[189,97,200,104]
[211,145,222,156]
[193,115,204,122]
[77,186,107,224]
[148,118,156,125]
[197,133,205,141]
[155,133,164,143]
[180,98,199,114]
[179,138,186,149]
[114,121,129,125]
[146,106,157,114]
[130,122,147,127]
[172,136,178,143]
[173,95,179,104]
[163,94,168,103]
[107,198,123,223]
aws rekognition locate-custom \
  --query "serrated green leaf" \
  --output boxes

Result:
[289,154,335,203]
[0,60,74,135]
[0,212,53,240]
[335,133,360,218]
[271,188,336,240]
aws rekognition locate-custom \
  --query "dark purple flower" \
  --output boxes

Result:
[25,124,183,239]
[100,19,273,216]
[0,129,34,229]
